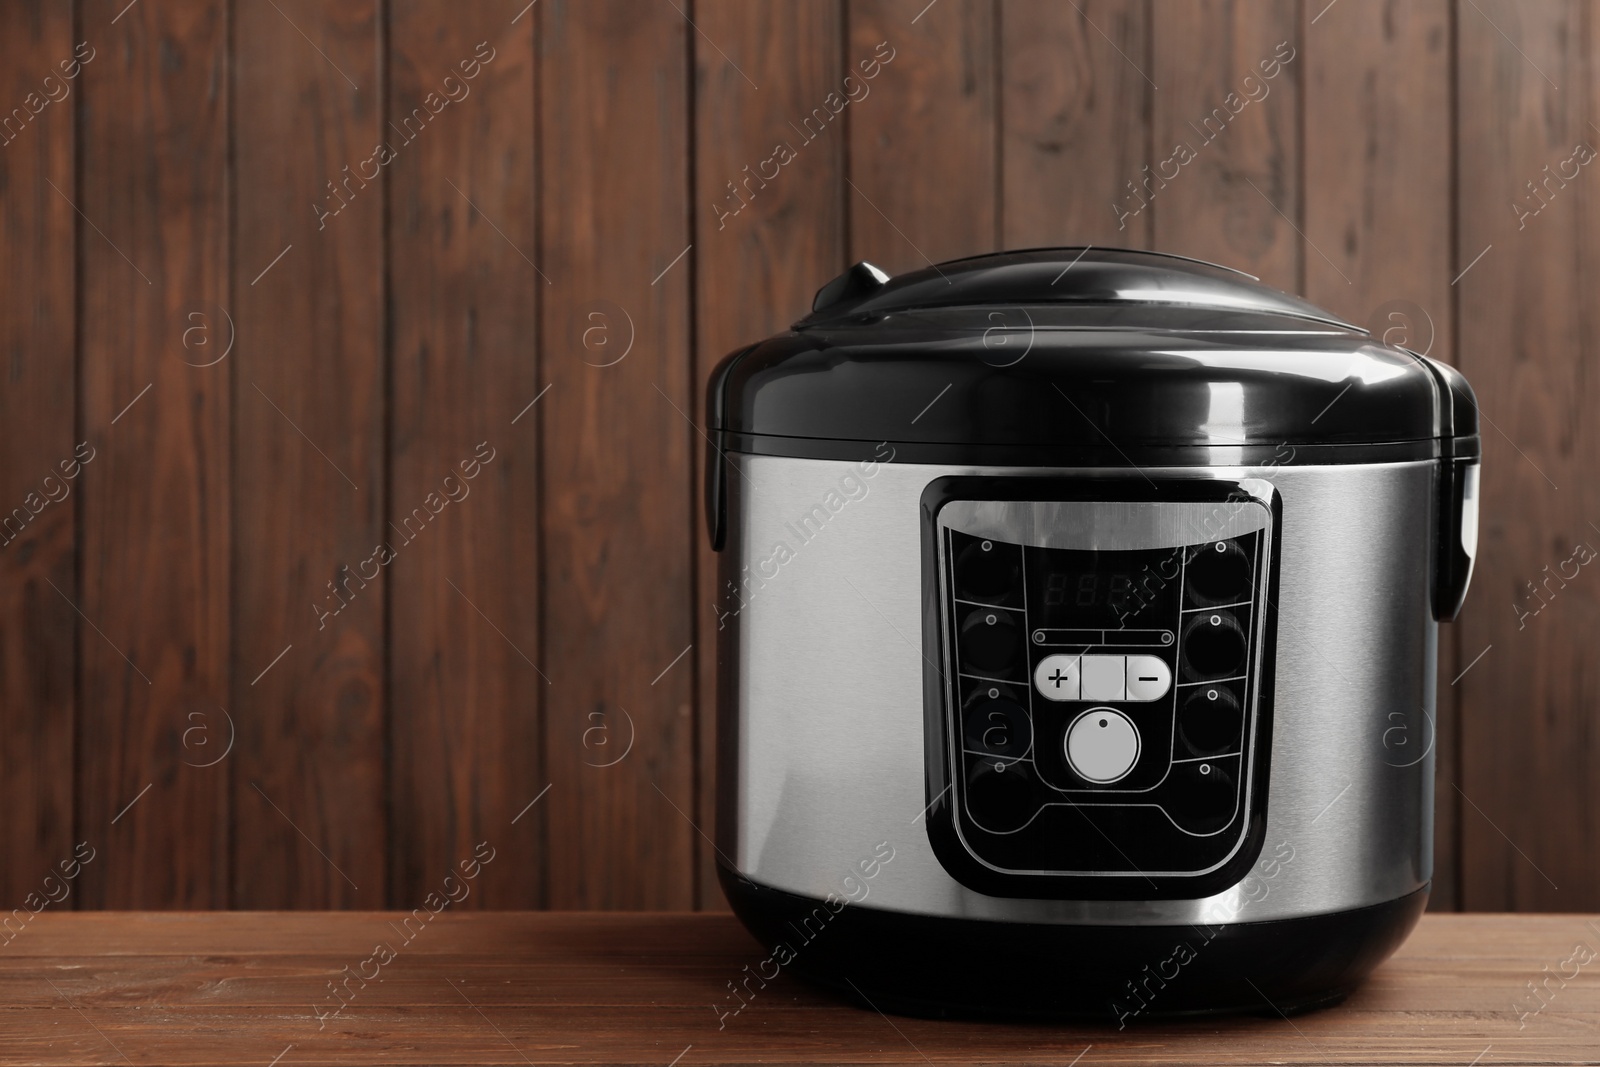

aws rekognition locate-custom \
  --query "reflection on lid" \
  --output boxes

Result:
[1199,382,1246,446]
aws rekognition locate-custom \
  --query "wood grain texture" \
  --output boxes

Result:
[231,0,386,909]
[1,912,1597,1064]
[1301,0,1457,906]
[1455,0,1596,911]
[848,0,997,271]
[4,0,1598,914]
[1150,0,1301,291]
[1302,0,1452,321]
[691,0,847,911]
[539,0,696,909]
[387,4,542,908]
[75,0,230,908]
[0,1,76,907]
[1000,0,1152,249]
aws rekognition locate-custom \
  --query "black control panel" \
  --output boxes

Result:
[922,478,1278,899]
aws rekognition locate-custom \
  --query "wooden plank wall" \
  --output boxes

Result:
[0,0,76,909]
[0,0,1590,911]
[233,0,385,910]
[75,0,232,908]
[1456,0,1598,910]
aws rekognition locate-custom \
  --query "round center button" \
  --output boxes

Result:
[1064,708,1141,784]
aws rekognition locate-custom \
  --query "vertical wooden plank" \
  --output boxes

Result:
[692,0,846,910]
[1151,0,1301,291]
[0,1,76,904]
[76,0,230,907]
[1302,0,1457,908]
[541,0,694,909]
[1000,0,1151,249]
[387,4,541,907]
[1304,1,1452,324]
[848,0,997,271]
[1456,0,1595,911]
[231,0,385,907]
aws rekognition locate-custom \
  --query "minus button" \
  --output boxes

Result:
[1125,655,1173,701]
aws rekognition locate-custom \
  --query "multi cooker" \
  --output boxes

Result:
[705,248,1479,1020]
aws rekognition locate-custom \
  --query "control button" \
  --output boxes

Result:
[955,538,1019,601]
[1080,655,1126,701]
[1124,655,1172,702]
[1064,708,1140,784]
[1174,760,1238,834]
[1185,540,1253,605]
[961,609,1021,675]
[1179,686,1242,755]
[1181,611,1247,680]
[964,694,1032,758]
[1032,654,1080,701]
[966,760,1038,833]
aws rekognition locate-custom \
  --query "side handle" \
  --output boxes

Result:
[1433,457,1479,621]
[706,427,728,552]
[704,345,755,553]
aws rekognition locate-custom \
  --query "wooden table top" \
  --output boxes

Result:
[2,911,1593,1065]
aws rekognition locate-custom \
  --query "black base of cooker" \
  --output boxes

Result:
[718,864,1427,1023]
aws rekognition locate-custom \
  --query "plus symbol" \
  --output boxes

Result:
[1048,669,1067,688]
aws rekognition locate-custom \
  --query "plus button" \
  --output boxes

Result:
[1032,654,1081,702]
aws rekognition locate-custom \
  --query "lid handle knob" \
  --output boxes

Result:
[812,261,890,312]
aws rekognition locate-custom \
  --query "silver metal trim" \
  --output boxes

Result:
[719,454,1436,926]
[937,495,1271,553]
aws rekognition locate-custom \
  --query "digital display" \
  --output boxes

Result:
[1043,570,1138,611]
[1026,546,1181,630]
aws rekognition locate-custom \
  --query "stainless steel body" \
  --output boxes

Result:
[717,452,1435,926]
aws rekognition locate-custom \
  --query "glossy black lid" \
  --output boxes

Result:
[708,248,1479,456]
